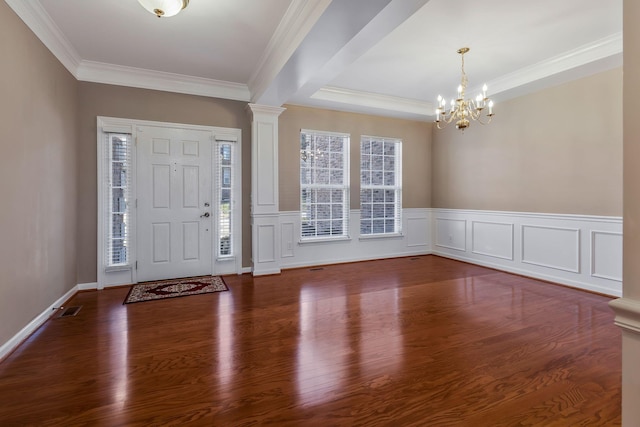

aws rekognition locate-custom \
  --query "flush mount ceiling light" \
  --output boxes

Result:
[435,47,494,130]
[137,0,189,18]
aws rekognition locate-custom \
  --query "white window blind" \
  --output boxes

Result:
[105,133,132,267]
[217,141,233,257]
[360,136,402,235]
[300,129,350,239]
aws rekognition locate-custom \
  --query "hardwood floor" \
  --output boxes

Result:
[0,256,621,426]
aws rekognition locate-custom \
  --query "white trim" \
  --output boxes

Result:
[471,221,514,261]
[280,250,433,271]
[487,33,622,98]
[97,117,243,288]
[280,208,430,268]
[435,251,617,297]
[431,208,622,297]
[78,61,250,101]
[520,224,581,273]
[312,86,434,116]
[434,218,467,251]
[433,208,622,224]
[0,285,78,361]
[609,298,640,334]
[300,128,350,138]
[77,282,98,291]
[248,0,332,102]
[4,0,81,77]
[590,230,623,282]
[358,233,404,240]
[299,236,352,244]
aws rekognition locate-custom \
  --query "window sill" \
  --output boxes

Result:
[299,236,352,245]
[216,256,236,262]
[359,232,404,240]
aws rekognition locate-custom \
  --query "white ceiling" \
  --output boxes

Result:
[6,0,622,121]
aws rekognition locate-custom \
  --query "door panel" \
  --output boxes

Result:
[137,125,213,282]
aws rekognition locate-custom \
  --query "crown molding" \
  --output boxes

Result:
[312,86,434,116]
[76,61,251,102]
[313,33,622,120]
[485,32,622,97]
[5,0,81,76]
[247,0,332,103]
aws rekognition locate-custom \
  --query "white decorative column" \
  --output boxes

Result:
[246,104,285,276]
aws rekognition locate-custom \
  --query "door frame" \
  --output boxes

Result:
[97,117,242,289]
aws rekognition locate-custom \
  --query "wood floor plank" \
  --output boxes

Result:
[0,255,621,426]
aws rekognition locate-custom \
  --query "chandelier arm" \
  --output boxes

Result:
[476,115,493,126]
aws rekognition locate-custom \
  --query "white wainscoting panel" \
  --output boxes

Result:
[252,213,280,275]
[472,221,514,260]
[591,230,623,281]
[257,224,276,263]
[278,208,430,269]
[281,222,295,258]
[407,215,429,247]
[432,209,622,297]
[521,225,580,273]
[435,218,466,251]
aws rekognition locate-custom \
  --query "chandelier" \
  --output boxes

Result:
[137,0,189,18]
[435,47,494,130]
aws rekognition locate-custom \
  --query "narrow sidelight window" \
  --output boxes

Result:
[106,133,132,267]
[217,141,234,257]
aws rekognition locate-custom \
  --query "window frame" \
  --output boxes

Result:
[359,135,403,237]
[299,129,351,242]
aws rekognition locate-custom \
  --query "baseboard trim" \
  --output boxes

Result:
[280,250,432,271]
[77,282,98,291]
[433,250,620,297]
[0,285,79,362]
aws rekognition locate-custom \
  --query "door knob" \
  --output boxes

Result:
[200,212,210,218]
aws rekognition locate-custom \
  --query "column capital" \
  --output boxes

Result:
[246,103,286,119]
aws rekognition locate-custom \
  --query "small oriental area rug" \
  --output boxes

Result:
[124,276,228,304]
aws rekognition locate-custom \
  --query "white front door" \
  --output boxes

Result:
[136,125,213,282]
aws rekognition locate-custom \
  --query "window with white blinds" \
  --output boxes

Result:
[360,136,402,235]
[217,141,233,257]
[106,133,132,267]
[300,129,350,240]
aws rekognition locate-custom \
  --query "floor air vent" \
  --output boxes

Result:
[58,306,82,318]
[310,267,325,271]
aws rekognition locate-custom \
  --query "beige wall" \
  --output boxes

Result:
[432,68,622,216]
[0,3,79,345]
[76,83,252,283]
[279,105,432,212]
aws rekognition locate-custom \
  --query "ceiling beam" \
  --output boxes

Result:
[252,0,431,107]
